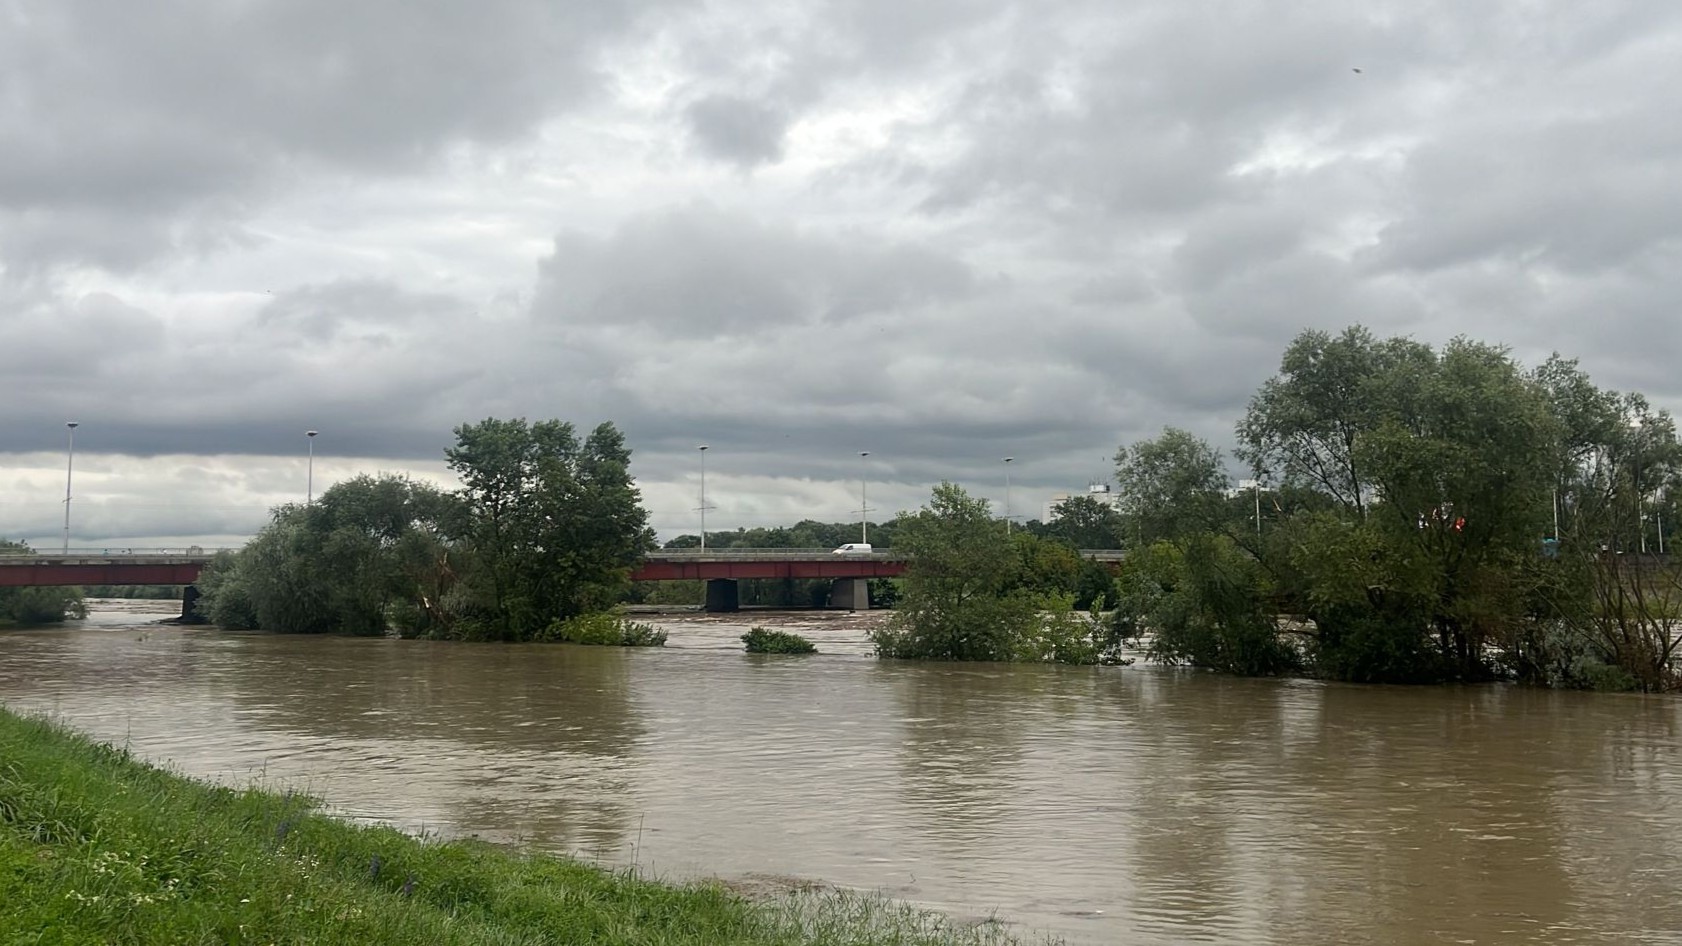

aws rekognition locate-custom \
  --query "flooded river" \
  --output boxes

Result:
[4,601,1682,944]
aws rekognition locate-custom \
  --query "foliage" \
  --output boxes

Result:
[870,484,1114,664]
[1109,326,1682,686]
[0,540,86,626]
[201,476,460,636]
[1112,538,1301,677]
[448,419,655,639]
[1038,494,1126,550]
[742,627,818,654]
[871,483,1036,661]
[664,519,897,551]
[0,708,1050,946]
[1114,428,1230,544]
[193,551,258,630]
[201,418,656,643]
[540,612,668,647]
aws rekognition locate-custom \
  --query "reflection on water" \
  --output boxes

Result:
[4,602,1682,944]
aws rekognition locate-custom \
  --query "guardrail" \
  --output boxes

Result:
[0,547,234,557]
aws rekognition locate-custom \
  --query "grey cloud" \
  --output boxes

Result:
[531,206,978,339]
[685,95,791,168]
[0,0,668,270]
[9,0,1682,545]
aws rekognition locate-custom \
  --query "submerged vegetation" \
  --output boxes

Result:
[0,707,1048,945]
[742,627,818,654]
[0,540,86,627]
[871,484,1116,665]
[196,417,655,642]
[1104,325,1682,690]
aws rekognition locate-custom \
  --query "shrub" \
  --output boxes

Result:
[542,612,668,647]
[742,628,818,654]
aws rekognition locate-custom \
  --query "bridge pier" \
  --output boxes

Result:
[827,577,870,611]
[704,579,740,613]
[179,584,208,624]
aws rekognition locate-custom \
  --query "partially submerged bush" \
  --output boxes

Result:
[742,627,817,654]
[542,612,669,647]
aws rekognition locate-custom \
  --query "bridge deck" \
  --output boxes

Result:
[0,548,1123,587]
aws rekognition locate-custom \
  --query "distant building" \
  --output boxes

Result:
[1045,483,1122,522]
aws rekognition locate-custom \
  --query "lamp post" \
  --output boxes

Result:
[63,422,79,554]
[1003,457,1014,534]
[306,430,318,505]
[1632,419,1646,554]
[859,451,870,544]
[1240,479,1261,536]
[698,444,709,551]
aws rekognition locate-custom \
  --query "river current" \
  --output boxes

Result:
[3,601,1682,944]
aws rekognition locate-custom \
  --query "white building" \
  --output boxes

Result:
[1044,483,1123,522]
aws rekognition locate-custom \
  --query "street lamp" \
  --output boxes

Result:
[63,422,79,554]
[1240,479,1261,536]
[698,444,709,551]
[1631,419,1646,554]
[306,430,319,505]
[859,451,870,544]
[1003,457,1014,534]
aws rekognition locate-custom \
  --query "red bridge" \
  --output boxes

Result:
[0,548,1120,613]
[0,549,911,612]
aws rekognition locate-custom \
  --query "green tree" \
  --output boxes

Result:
[1114,427,1230,544]
[1237,326,1435,517]
[1113,536,1300,676]
[447,418,654,639]
[870,484,1105,663]
[1042,493,1125,549]
[0,540,86,626]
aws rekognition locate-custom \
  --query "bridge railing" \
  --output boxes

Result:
[649,547,1126,561]
[0,547,237,557]
[653,547,841,556]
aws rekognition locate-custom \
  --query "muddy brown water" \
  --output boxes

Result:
[4,601,1682,944]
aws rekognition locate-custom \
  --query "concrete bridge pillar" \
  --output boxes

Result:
[179,584,207,624]
[828,577,870,611]
[704,578,740,613]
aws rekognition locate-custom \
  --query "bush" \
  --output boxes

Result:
[742,628,818,654]
[541,612,668,647]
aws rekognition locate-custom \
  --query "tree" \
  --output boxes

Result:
[1237,326,1435,517]
[447,418,654,639]
[0,540,86,626]
[1113,536,1300,676]
[200,475,462,636]
[1114,428,1230,544]
[870,484,1109,664]
[1042,494,1126,550]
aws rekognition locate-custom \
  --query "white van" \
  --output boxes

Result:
[832,543,873,554]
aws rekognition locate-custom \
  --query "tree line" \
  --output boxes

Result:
[1101,325,1682,689]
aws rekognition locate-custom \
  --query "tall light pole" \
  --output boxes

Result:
[1003,456,1014,534]
[859,451,870,544]
[697,444,709,551]
[1632,419,1646,554]
[1241,479,1261,536]
[63,421,79,554]
[306,430,319,505]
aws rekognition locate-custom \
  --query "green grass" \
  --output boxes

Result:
[0,707,1049,945]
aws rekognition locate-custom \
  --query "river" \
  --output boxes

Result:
[3,601,1682,944]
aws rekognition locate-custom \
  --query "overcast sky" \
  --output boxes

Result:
[3,0,1680,548]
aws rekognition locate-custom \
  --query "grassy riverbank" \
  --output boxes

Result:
[0,708,1043,945]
